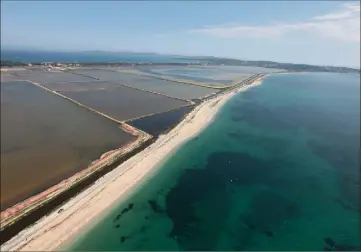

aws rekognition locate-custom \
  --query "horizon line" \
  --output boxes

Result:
[1,48,359,70]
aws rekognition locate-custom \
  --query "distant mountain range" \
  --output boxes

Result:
[1,50,359,74]
[175,56,360,74]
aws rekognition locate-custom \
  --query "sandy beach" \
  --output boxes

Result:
[1,74,268,251]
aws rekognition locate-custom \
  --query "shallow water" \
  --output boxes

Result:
[70,72,360,251]
[0,81,135,209]
[60,86,189,121]
[136,65,281,85]
[71,69,218,100]
[128,105,195,137]
[143,67,232,84]
[13,71,94,84]
[39,80,120,92]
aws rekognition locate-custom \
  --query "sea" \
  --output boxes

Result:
[68,72,360,251]
[1,50,197,64]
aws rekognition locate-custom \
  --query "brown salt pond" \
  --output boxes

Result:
[12,71,95,84]
[0,81,136,210]
[60,86,189,121]
[71,69,218,100]
[38,80,120,92]
[1,73,19,83]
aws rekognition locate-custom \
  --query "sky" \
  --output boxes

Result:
[1,1,360,68]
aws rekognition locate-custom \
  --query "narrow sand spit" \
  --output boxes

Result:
[1,75,268,251]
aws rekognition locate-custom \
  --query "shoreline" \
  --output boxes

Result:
[1,74,269,251]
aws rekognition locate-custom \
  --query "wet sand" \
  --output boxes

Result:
[1,81,136,210]
[1,75,268,251]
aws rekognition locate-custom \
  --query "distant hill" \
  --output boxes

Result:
[175,56,360,74]
[1,50,359,74]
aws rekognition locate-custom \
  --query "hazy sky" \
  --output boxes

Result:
[1,1,360,67]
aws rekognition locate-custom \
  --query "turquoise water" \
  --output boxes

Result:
[70,72,360,251]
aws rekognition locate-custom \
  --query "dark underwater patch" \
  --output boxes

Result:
[231,114,244,122]
[230,103,296,131]
[323,236,361,251]
[309,138,360,211]
[148,199,164,213]
[240,189,300,232]
[165,151,282,249]
[113,203,135,226]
